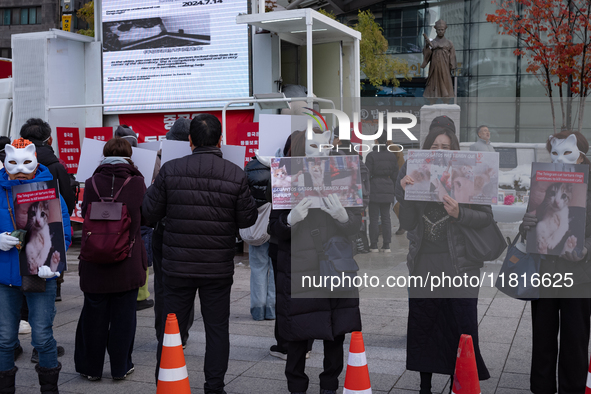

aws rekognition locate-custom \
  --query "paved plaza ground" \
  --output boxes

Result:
[11,221,590,393]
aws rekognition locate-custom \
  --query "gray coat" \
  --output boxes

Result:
[470,138,495,152]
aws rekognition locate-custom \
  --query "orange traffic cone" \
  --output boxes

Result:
[585,355,591,394]
[343,331,372,394]
[157,314,191,394]
[452,334,480,394]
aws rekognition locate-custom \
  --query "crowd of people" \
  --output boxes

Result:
[0,114,589,394]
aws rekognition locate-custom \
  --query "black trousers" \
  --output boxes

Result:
[530,297,591,394]
[152,226,194,343]
[269,242,288,352]
[74,289,138,378]
[285,335,345,393]
[156,274,233,394]
[368,202,392,247]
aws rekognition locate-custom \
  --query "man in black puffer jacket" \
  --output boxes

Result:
[143,114,257,394]
[19,118,76,215]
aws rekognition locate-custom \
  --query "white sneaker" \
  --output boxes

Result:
[19,320,31,335]
[305,351,311,359]
[382,248,391,253]
[369,248,379,253]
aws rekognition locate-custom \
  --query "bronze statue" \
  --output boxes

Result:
[421,20,457,99]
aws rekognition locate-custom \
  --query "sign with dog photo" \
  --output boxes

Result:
[526,162,589,256]
[12,180,67,275]
[405,150,500,205]
[271,156,363,209]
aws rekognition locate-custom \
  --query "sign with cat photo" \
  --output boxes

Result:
[12,180,67,276]
[405,150,500,205]
[526,162,589,256]
[270,156,364,210]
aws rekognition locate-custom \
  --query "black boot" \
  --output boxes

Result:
[36,363,61,394]
[0,367,17,394]
[419,372,432,394]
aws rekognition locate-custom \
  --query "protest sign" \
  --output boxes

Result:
[258,115,308,156]
[526,162,589,256]
[56,127,81,174]
[220,145,247,170]
[271,156,363,209]
[160,140,192,166]
[404,150,499,205]
[12,181,67,275]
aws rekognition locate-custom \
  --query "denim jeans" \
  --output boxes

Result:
[369,202,392,247]
[0,280,58,371]
[249,242,276,320]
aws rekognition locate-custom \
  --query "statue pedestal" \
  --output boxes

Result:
[419,104,460,148]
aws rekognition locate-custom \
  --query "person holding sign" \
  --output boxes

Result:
[520,130,591,394]
[395,116,490,393]
[0,138,71,394]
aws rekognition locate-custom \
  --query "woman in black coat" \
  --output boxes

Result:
[74,137,147,381]
[394,116,490,393]
[269,131,362,394]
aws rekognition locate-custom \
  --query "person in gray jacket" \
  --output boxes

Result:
[469,125,495,152]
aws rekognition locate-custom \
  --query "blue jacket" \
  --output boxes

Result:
[0,165,71,287]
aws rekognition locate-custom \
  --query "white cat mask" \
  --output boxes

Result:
[4,143,37,175]
[305,131,331,157]
[549,134,580,164]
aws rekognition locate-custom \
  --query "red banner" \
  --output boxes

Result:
[0,59,11,79]
[118,109,254,143]
[55,127,81,174]
[85,127,113,142]
[227,122,258,167]
[16,189,56,205]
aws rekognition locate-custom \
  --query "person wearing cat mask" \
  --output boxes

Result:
[269,130,362,394]
[0,138,71,394]
[521,130,591,394]
[395,116,490,393]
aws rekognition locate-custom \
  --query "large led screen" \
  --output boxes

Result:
[102,0,249,112]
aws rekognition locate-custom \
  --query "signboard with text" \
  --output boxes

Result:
[56,127,81,174]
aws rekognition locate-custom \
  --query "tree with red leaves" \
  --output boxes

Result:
[487,0,591,133]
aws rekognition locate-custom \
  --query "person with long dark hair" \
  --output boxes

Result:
[75,137,147,381]
[395,116,490,393]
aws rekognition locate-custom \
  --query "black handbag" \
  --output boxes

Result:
[311,230,359,292]
[495,234,540,300]
[458,218,507,261]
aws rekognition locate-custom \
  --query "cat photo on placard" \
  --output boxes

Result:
[12,180,67,276]
[526,162,589,256]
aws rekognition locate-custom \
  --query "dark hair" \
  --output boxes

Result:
[422,126,460,150]
[104,137,132,158]
[288,128,325,157]
[476,125,488,139]
[546,130,591,165]
[0,136,10,151]
[20,118,51,144]
[190,114,221,147]
[288,130,306,157]
[377,132,388,145]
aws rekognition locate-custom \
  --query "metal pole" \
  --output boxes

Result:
[306,11,313,110]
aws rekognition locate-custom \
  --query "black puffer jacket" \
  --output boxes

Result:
[35,144,77,215]
[143,146,258,279]
[269,207,362,342]
[245,155,271,208]
[365,147,398,203]
[395,162,493,275]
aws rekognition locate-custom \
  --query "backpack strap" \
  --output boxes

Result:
[113,176,133,202]
[91,175,133,202]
